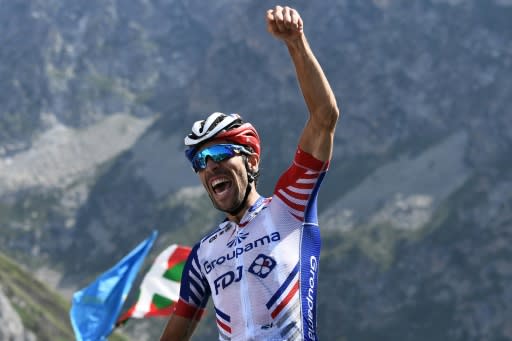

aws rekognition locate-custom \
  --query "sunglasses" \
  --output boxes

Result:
[191,144,252,172]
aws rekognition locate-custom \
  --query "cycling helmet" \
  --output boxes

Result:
[185,112,260,162]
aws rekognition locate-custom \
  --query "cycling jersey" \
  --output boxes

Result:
[175,147,329,341]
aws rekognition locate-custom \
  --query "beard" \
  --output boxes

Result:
[210,183,250,214]
[208,169,250,214]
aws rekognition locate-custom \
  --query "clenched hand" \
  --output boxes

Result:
[266,5,304,43]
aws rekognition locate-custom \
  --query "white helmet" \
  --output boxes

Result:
[184,112,242,146]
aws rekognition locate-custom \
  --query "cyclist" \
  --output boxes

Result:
[160,5,339,341]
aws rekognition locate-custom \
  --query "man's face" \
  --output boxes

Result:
[196,141,255,213]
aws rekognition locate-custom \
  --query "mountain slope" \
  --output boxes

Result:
[0,252,131,341]
[0,251,75,340]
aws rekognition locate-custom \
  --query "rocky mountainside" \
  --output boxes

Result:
[0,0,511,340]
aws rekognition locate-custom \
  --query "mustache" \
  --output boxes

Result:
[206,170,231,182]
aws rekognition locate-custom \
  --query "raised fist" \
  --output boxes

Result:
[266,5,304,42]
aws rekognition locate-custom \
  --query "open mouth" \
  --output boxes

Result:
[211,177,232,195]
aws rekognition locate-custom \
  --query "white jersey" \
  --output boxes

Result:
[174,147,329,341]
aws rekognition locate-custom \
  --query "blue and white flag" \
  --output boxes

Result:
[70,230,158,341]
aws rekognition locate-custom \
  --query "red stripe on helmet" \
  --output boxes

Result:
[214,122,261,157]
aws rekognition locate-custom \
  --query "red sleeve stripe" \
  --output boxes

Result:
[285,182,315,190]
[278,189,309,206]
[284,183,313,191]
[274,195,305,221]
[294,148,329,171]
[275,193,304,217]
[280,189,310,201]
[276,191,307,212]
[173,298,205,321]
[283,185,315,194]
[296,177,319,184]
[304,169,323,176]
[293,159,327,172]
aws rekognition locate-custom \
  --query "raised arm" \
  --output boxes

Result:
[266,5,340,162]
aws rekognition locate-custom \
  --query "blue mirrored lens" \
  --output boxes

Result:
[191,144,247,172]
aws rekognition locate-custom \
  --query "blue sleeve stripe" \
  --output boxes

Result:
[180,243,208,305]
[303,171,326,224]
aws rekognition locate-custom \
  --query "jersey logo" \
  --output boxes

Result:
[213,265,243,295]
[248,254,276,279]
[227,231,249,248]
[203,232,281,274]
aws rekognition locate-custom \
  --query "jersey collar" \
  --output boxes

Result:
[238,196,268,227]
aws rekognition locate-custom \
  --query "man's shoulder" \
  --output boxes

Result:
[196,220,232,247]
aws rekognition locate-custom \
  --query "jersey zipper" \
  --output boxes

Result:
[236,198,264,340]
[236,224,254,339]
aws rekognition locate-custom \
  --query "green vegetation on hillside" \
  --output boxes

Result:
[0,251,74,340]
[0,252,128,341]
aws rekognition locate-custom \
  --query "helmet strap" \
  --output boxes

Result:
[225,159,256,216]
[226,180,252,216]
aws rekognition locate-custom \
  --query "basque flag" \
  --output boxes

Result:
[116,244,191,325]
